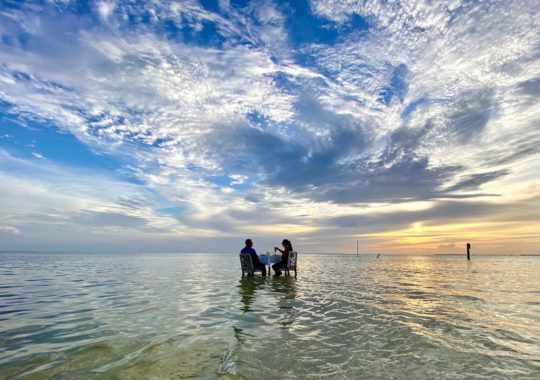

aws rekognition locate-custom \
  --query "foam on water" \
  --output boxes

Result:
[0,253,539,378]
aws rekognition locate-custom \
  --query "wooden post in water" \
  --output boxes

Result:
[467,243,471,260]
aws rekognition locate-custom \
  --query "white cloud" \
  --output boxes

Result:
[97,1,116,21]
[0,149,168,234]
[305,0,540,175]
[230,174,247,185]
[0,225,21,235]
[31,152,45,159]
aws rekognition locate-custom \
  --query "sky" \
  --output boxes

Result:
[0,0,539,255]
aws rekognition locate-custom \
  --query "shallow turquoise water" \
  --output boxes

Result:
[0,253,539,379]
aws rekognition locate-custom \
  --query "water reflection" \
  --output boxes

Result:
[271,277,297,328]
[234,277,266,344]
[236,275,298,330]
[237,276,265,313]
[270,276,296,299]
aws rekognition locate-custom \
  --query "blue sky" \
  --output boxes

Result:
[0,0,539,254]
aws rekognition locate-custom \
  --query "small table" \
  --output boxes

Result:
[259,254,282,274]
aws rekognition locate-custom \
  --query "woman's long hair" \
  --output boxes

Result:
[282,239,293,252]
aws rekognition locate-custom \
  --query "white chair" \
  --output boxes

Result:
[239,252,265,276]
[285,251,298,277]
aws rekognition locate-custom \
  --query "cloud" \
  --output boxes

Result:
[0,0,539,253]
[437,243,459,254]
[70,210,148,228]
[329,201,495,231]
[2,1,538,203]
[518,77,540,96]
[31,152,45,159]
[97,1,115,21]
[0,149,173,235]
[443,170,510,193]
[0,225,21,235]
[445,88,495,144]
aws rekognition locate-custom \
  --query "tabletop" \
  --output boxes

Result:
[259,254,282,265]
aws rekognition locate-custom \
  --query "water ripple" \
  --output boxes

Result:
[0,253,539,378]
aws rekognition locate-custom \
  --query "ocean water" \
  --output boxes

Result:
[0,253,539,379]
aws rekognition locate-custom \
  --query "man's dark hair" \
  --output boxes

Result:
[245,239,252,245]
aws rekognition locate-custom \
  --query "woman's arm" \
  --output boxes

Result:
[274,246,284,254]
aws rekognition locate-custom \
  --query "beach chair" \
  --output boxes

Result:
[239,252,265,276]
[284,251,298,277]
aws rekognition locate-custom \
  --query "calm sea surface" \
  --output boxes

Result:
[0,253,539,379]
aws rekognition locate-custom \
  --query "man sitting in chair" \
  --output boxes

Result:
[241,239,267,276]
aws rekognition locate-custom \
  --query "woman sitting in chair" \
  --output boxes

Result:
[272,239,293,276]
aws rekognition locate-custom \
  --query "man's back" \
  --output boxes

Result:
[241,246,260,265]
